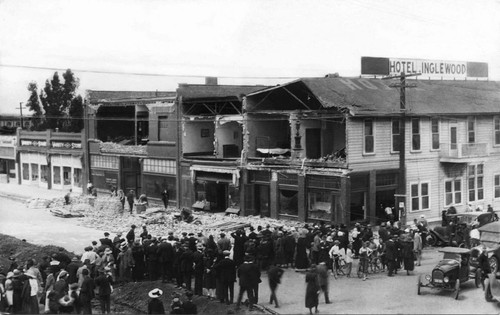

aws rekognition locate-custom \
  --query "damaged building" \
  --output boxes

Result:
[177,79,267,212]
[85,90,178,202]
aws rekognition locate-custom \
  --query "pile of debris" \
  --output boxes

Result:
[39,194,305,238]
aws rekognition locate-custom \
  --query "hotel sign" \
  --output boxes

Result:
[361,57,488,79]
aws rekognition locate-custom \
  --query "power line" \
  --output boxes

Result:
[0,63,302,80]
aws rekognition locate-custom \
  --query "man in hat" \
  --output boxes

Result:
[170,297,184,314]
[100,232,113,249]
[231,229,247,267]
[267,265,284,308]
[79,268,95,314]
[147,288,165,314]
[140,225,149,241]
[317,261,331,304]
[157,237,174,283]
[67,256,82,284]
[146,238,159,281]
[214,250,236,305]
[236,255,261,311]
[192,244,205,296]
[126,190,135,214]
[126,225,136,244]
[94,268,114,314]
[386,236,398,277]
[179,244,194,291]
[217,233,231,254]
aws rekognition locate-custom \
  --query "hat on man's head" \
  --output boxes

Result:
[223,250,230,256]
[104,248,113,255]
[148,288,163,299]
[71,256,79,262]
[104,232,110,237]
[131,224,136,229]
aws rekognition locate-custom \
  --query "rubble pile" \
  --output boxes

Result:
[26,198,52,209]
[100,141,147,155]
[40,193,306,238]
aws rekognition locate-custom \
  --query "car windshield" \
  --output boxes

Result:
[443,252,461,261]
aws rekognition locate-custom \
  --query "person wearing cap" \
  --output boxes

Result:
[102,247,116,281]
[385,236,397,277]
[217,233,231,254]
[100,232,113,249]
[95,268,114,314]
[126,190,135,214]
[147,288,165,314]
[214,250,236,305]
[140,225,149,241]
[231,229,247,267]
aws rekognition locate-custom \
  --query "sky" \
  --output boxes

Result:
[0,0,499,114]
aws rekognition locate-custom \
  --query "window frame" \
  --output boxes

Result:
[494,174,500,199]
[410,181,431,212]
[411,118,421,152]
[444,178,462,207]
[467,116,475,144]
[363,119,375,155]
[391,119,401,153]
[468,164,484,202]
[430,117,440,151]
[494,116,500,147]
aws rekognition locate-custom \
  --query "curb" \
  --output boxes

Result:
[0,192,28,203]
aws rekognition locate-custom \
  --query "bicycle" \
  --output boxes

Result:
[357,253,380,278]
[332,255,347,277]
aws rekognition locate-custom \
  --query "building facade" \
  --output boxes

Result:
[0,135,17,183]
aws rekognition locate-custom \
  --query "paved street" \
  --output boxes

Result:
[1,194,500,314]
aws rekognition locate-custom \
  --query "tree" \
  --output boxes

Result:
[38,69,83,132]
[26,81,44,130]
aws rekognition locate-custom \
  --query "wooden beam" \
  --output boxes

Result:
[283,86,311,110]
[228,101,242,114]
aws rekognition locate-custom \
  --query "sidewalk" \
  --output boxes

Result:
[0,181,72,202]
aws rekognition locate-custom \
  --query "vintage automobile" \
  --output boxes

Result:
[417,247,481,300]
[470,221,500,276]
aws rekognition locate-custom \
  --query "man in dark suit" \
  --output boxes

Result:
[126,225,136,244]
[267,265,284,308]
[157,238,174,283]
[100,232,113,249]
[385,236,398,277]
[215,250,237,304]
[236,255,261,311]
[146,238,159,281]
[179,244,194,291]
[192,244,205,296]
[79,268,95,314]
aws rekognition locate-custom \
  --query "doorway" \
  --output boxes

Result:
[376,189,396,222]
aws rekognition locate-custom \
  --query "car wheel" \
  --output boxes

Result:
[417,275,422,295]
[426,234,437,246]
[489,256,499,275]
[475,269,482,288]
[454,280,460,300]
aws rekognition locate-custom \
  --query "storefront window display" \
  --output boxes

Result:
[31,163,38,181]
[40,165,48,183]
[22,163,29,180]
[53,166,61,185]
[279,189,298,216]
[63,167,71,185]
[308,190,333,221]
[73,168,82,187]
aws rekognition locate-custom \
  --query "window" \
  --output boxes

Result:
[411,118,420,151]
[53,166,61,185]
[41,165,48,183]
[308,190,333,221]
[411,182,430,211]
[450,124,457,150]
[468,164,484,202]
[90,155,119,169]
[431,118,440,150]
[143,159,176,174]
[22,163,29,180]
[363,119,374,154]
[494,174,500,199]
[391,119,401,152]
[467,117,475,143]
[279,189,298,216]
[158,116,168,141]
[63,167,71,185]
[73,168,82,187]
[494,117,500,146]
[445,179,462,206]
[30,163,38,181]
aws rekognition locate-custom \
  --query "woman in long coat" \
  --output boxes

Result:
[295,230,310,270]
[118,244,135,282]
[305,266,319,315]
[203,249,217,299]
[131,241,145,282]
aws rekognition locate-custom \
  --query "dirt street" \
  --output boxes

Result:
[1,196,500,314]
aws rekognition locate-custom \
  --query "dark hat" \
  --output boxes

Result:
[104,232,110,236]
[131,224,136,229]
[182,232,187,236]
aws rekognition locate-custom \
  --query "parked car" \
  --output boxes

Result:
[417,247,481,300]
[470,221,500,276]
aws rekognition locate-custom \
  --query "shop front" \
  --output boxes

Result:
[90,155,119,192]
[20,152,49,188]
[0,136,16,183]
[142,158,177,204]
[191,166,240,212]
[51,154,83,193]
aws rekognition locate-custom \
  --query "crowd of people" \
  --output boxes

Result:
[0,214,429,314]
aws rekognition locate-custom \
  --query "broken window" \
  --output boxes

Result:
[279,189,298,216]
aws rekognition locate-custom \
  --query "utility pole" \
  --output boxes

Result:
[383,72,419,226]
[15,102,25,129]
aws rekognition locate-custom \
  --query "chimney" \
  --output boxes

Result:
[205,77,218,85]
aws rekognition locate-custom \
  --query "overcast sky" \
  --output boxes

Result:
[0,0,499,114]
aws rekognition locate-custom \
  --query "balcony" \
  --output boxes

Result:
[439,143,489,163]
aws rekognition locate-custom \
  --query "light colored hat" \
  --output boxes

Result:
[6,271,14,279]
[223,250,231,256]
[148,288,163,299]
[420,215,425,218]
[104,248,113,255]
